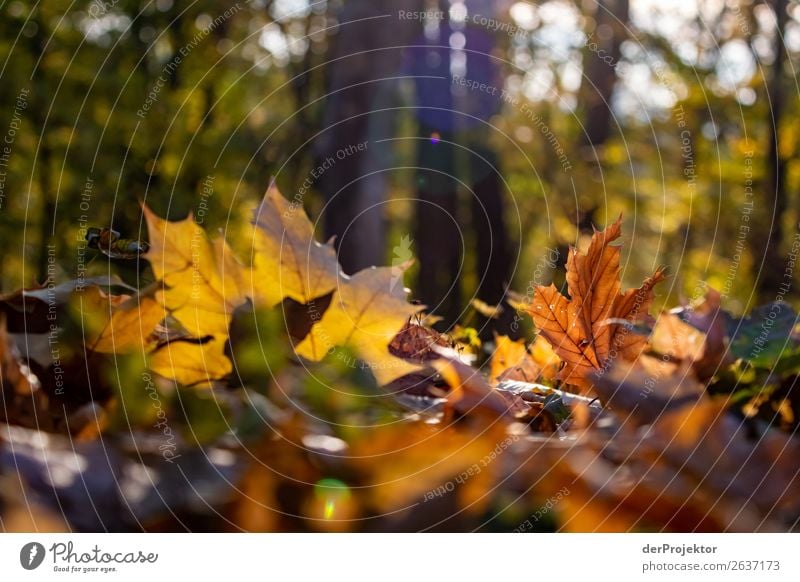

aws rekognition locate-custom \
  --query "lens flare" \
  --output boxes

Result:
[313,478,351,521]
[324,499,336,520]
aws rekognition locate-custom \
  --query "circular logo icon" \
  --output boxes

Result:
[19,542,46,570]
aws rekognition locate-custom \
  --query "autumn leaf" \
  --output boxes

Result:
[512,354,800,532]
[651,289,734,380]
[430,346,523,421]
[526,217,667,391]
[143,205,206,280]
[294,265,422,385]
[250,184,339,306]
[529,335,561,380]
[490,334,540,384]
[87,289,167,354]
[142,205,249,385]
[144,206,248,339]
[350,422,507,512]
[590,355,701,424]
[488,334,561,385]
[471,298,504,319]
[388,320,450,362]
[148,338,232,387]
[650,313,706,363]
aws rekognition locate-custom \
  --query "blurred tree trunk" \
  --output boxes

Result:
[580,0,629,150]
[415,121,461,327]
[412,1,460,328]
[35,144,54,284]
[413,3,513,332]
[31,13,54,284]
[574,0,629,242]
[469,145,513,337]
[758,0,789,297]
[318,0,423,275]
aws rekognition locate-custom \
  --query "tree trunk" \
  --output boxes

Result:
[757,0,789,298]
[469,145,514,337]
[31,13,54,284]
[580,0,629,151]
[574,0,629,240]
[415,121,461,327]
[317,0,423,274]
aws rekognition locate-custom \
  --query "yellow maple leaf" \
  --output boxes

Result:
[143,205,248,338]
[142,205,248,385]
[294,265,422,385]
[488,334,560,384]
[73,285,165,354]
[90,293,166,354]
[490,334,534,384]
[250,184,339,306]
[148,338,231,387]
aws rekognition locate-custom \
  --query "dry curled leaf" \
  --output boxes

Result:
[525,217,667,391]
[389,320,450,363]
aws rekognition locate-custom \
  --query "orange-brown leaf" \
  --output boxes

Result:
[526,217,666,392]
[564,218,623,361]
[529,284,598,389]
[610,266,669,359]
[490,334,540,384]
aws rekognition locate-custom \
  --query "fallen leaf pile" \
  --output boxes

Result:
[2,193,799,532]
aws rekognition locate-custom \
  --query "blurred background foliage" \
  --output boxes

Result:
[1,0,799,329]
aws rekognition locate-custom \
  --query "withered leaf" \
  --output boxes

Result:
[526,217,667,391]
[389,320,450,363]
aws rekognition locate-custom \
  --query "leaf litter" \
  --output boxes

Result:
[1,191,799,532]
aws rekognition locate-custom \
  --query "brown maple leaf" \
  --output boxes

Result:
[525,217,667,392]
